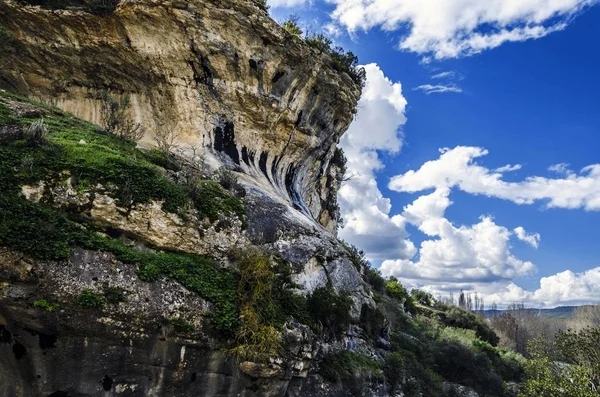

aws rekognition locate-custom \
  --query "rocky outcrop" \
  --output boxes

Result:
[0,0,360,232]
[0,1,388,396]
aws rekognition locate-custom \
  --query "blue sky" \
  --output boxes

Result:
[270,0,600,307]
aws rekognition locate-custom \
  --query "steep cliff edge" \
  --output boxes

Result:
[0,0,360,232]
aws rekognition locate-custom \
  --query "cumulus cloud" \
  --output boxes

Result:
[338,64,416,260]
[414,84,463,94]
[388,146,600,211]
[325,0,596,59]
[487,267,600,307]
[513,226,541,249]
[381,188,536,289]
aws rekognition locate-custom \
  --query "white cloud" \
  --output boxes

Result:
[548,162,573,175]
[414,84,463,94]
[431,71,456,79]
[514,226,541,249]
[338,64,415,260]
[381,188,536,288]
[389,146,600,211]
[326,0,596,59]
[495,164,522,173]
[486,267,600,307]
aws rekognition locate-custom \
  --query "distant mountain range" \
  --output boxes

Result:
[480,306,579,319]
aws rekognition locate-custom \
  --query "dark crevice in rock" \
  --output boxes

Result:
[213,120,240,165]
[248,57,264,93]
[0,325,12,344]
[271,155,279,184]
[271,70,285,84]
[39,333,57,350]
[102,375,113,391]
[241,146,250,166]
[295,110,303,127]
[12,340,27,360]
[259,152,269,181]
[191,371,197,382]
[189,39,217,91]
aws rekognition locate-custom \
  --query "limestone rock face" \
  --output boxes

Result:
[0,0,360,232]
[0,2,387,396]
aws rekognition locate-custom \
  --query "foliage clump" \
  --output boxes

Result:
[307,283,352,340]
[99,90,144,142]
[228,249,283,362]
[305,33,366,87]
[34,299,60,312]
[385,277,416,314]
[77,288,105,308]
[282,16,303,36]
[320,350,382,392]
[169,318,195,333]
[443,306,499,346]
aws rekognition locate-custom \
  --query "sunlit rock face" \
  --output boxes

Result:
[0,0,360,233]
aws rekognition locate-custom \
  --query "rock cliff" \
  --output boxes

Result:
[0,1,521,397]
[0,0,360,233]
[0,1,377,396]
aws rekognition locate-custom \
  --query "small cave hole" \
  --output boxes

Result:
[12,341,27,360]
[102,375,113,391]
[271,71,285,84]
[249,59,258,72]
[39,333,57,350]
[191,372,197,383]
[294,111,303,127]
[0,325,12,344]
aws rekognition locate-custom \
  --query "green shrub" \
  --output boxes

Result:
[77,289,105,308]
[188,180,246,229]
[34,299,60,312]
[385,277,416,314]
[305,33,333,53]
[99,90,144,142]
[169,318,195,333]
[307,284,352,340]
[360,304,385,340]
[102,284,126,304]
[282,16,303,36]
[320,350,382,384]
[443,307,499,346]
[411,289,434,306]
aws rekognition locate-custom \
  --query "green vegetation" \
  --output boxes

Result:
[305,33,366,87]
[443,306,499,346]
[0,92,240,333]
[33,299,60,312]
[385,277,416,314]
[520,328,600,396]
[282,16,303,36]
[77,289,105,308]
[99,90,144,142]
[319,350,383,384]
[169,318,195,333]
[307,283,353,340]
